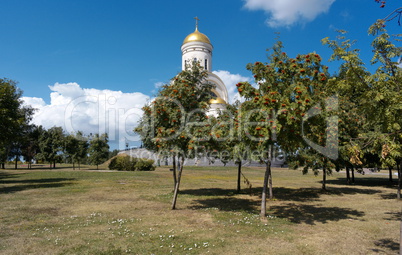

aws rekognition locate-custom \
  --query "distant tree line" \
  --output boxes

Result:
[0,78,117,170]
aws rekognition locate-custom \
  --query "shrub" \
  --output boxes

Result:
[135,159,155,171]
[108,155,135,171]
[108,155,154,171]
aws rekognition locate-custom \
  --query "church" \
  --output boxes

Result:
[127,19,235,166]
[181,18,229,114]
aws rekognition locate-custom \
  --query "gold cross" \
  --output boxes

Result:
[194,16,199,30]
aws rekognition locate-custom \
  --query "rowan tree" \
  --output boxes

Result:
[237,41,330,217]
[203,101,250,192]
[136,61,214,209]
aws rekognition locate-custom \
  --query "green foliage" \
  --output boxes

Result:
[134,158,156,171]
[0,78,34,167]
[37,126,65,168]
[108,155,155,171]
[88,133,110,169]
[64,131,88,169]
[323,27,402,171]
[136,61,214,160]
[238,40,330,162]
[21,125,44,168]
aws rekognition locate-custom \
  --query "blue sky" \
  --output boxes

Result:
[1,0,400,149]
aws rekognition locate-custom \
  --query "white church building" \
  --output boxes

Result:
[181,18,228,115]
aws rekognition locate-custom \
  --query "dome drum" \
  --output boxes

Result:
[181,19,229,115]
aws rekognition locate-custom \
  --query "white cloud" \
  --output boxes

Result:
[213,70,252,104]
[22,82,151,149]
[22,97,46,109]
[21,75,251,150]
[243,0,335,27]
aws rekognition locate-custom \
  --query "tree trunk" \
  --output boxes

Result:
[389,167,393,183]
[1,163,4,169]
[237,160,242,193]
[400,206,402,255]
[171,157,185,210]
[322,167,327,191]
[397,162,401,200]
[53,161,56,169]
[346,167,351,184]
[172,155,177,189]
[14,156,18,169]
[96,164,99,170]
[73,161,75,170]
[260,159,271,218]
[351,167,355,184]
[268,164,273,199]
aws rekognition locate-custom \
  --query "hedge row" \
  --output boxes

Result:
[108,155,155,171]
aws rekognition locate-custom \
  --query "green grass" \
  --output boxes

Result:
[0,166,400,254]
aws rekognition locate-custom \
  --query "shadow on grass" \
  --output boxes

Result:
[0,178,75,184]
[190,197,260,212]
[380,193,398,200]
[273,187,321,202]
[181,188,241,197]
[326,177,395,188]
[384,211,402,221]
[184,187,322,213]
[0,178,76,194]
[181,187,322,201]
[372,238,399,253]
[321,186,383,196]
[269,203,365,225]
[0,171,23,180]
[181,186,381,202]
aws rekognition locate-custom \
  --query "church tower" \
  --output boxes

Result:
[181,18,228,113]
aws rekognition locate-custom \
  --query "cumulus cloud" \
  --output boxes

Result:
[243,0,335,27]
[21,75,251,149]
[213,70,252,104]
[22,82,151,149]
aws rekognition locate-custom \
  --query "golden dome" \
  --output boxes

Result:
[209,97,226,104]
[183,28,211,45]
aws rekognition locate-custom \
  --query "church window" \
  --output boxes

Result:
[205,59,208,70]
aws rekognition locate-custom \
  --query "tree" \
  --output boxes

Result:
[88,133,109,169]
[0,78,34,169]
[237,41,330,217]
[206,101,250,193]
[65,131,88,170]
[136,61,214,209]
[373,0,402,26]
[38,127,65,169]
[21,124,44,169]
[323,26,402,197]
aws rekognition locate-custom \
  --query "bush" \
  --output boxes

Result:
[135,159,156,171]
[108,155,155,171]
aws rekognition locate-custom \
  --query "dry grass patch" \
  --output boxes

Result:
[0,166,401,254]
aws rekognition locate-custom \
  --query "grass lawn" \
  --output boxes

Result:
[0,165,400,254]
